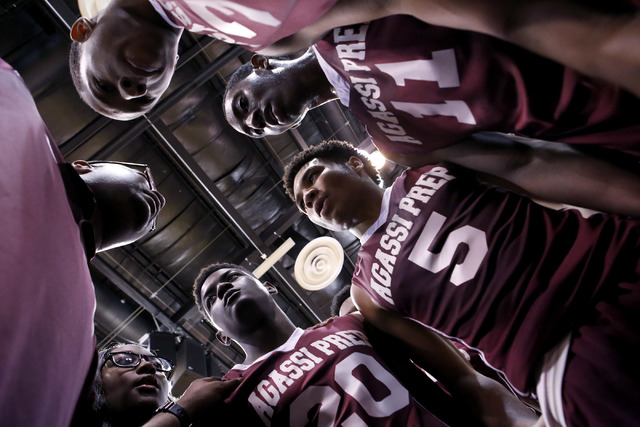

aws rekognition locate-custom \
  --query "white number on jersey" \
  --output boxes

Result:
[375,49,477,125]
[408,212,488,286]
[289,352,410,426]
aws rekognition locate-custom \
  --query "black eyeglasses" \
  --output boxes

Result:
[102,351,174,373]
[87,161,158,231]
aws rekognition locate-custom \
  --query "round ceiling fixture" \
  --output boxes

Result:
[294,237,344,291]
[78,0,111,18]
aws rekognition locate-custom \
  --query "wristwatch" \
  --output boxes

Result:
[155,401,192,427]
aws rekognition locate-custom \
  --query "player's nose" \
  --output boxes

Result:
[118,76,148,100]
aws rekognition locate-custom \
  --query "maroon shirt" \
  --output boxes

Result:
[351,164,640,394]
[223,314,447,426]
[315,16,640,157]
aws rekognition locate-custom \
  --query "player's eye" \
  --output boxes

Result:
[205,294,215,309]
[94,78,116,93]
[238,95,249,113]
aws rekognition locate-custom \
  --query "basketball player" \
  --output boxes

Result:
[68,0,640,120]
[284,140,640,426]
[193,263,538,426]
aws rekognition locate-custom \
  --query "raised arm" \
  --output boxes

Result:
[262,0,640,96]
[382,134,640,217]
[352,286,538,427]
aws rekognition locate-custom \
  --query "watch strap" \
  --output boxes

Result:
[155,401,192,427]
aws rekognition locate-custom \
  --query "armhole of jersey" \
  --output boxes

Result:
[147,0,182,28]
[360,187,391,244]
[312,46,350,107]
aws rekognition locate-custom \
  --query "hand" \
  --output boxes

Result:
[308,316,337,330]
[176,377,241,421]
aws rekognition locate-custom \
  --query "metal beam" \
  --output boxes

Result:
[147,120,322,324]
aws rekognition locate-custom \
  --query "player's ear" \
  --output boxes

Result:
[347,156,364,172]
[70,17,95,43]
[263,282,278,294]
[251,54,271,70]
[215,330,231,346]
[71,160,93,175]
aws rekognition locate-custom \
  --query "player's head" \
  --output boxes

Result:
[283,140,382,232]
[224,52,331,137]
[69,5,181,120]
[194,263,278,344]
[95,343,172,425]
[73,160,165,252]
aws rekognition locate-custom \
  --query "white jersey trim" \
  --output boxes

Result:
[360,187,391,244]
[313,46,350,107]
[536,334,570,427]
[148,0,183,28]
[229,328,304,371]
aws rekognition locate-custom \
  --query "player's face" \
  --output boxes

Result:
[74,161,165,250]
[224,63,312,137]
[200,268,275,338]
[101,345,170,417]
[71,14,179,120]
[293,158,371,231]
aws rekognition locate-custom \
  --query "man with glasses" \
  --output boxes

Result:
[0,57,169,427]
[94,344,239,426]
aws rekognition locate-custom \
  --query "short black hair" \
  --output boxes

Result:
[283,140,381,201]
[69,41,84,100]
[330,285,352,317]
[93,343,159,419]
[192,263,254,320]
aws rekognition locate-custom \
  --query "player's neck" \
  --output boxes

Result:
[241,315,297,364]
[351,186,384,240]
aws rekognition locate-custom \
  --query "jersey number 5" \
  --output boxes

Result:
[408,212,488,286]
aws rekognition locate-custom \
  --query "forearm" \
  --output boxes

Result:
[459,136,640,217]
[391,135,640,217]
[451,373,538,427]
[395,0,640,96]
[498,2,640,97]
[352,287,537,426]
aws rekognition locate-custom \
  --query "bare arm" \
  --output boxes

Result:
[263,0,640,97]
[352,286,539,427]
[382,134,640,217]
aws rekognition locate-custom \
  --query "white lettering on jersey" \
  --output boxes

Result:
[368,167,454,304]
[248,330,372,421]
[290,352,410,425]
[332,24,422,145]
[375,50,476,125]
[375,49,460,88]
[408,212,488,286]
[392,100,477,125]
[165,0,281,44]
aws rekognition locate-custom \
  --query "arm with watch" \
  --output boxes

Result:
[144,377,241,427]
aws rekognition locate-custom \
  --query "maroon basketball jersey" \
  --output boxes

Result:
[151,0,337,50]
[314,16,640,156]
[222,315,447,426]
[351,164,640,394]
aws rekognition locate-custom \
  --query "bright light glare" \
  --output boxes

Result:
[369,151,387,170]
